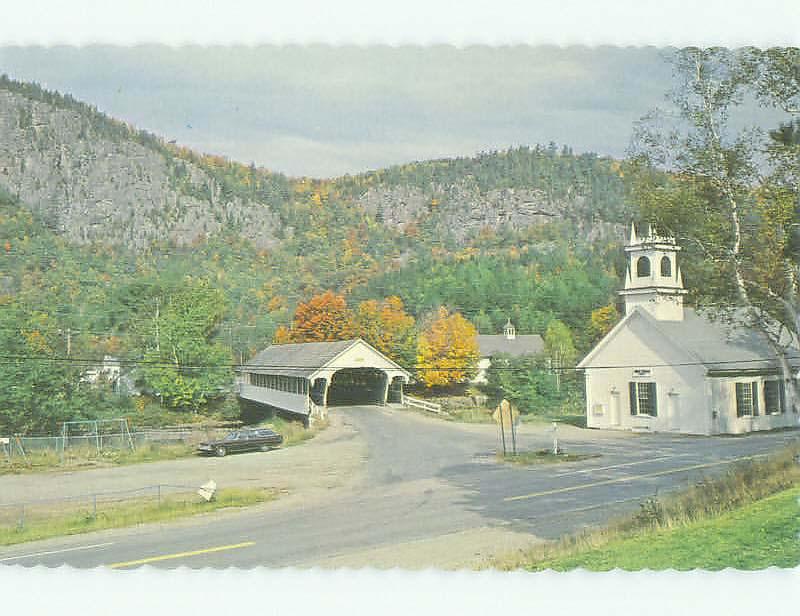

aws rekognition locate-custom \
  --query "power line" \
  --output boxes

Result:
[0,352,791,373]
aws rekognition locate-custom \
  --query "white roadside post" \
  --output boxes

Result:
[551,422,559,455]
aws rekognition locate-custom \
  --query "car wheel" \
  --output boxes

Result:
[259,444,271,452]
[216,446,227,457]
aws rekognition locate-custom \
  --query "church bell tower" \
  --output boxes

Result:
[618,223,687,321]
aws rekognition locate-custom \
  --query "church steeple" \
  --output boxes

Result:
[618,224,687,321]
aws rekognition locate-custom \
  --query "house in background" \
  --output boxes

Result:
[578,225,800,435]
[81,355,138,395]
[472,319,544,384]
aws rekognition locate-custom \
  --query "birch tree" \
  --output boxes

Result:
[630,47,800,413]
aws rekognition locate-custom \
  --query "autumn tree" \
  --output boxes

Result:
[588,303,621,344]
[279,290,354,343]
[353,296,417,368]
[416,307,479,388]
[543,319,577,391]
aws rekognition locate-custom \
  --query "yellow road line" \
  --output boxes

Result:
[503,454,767,503]
[108,541,255,569]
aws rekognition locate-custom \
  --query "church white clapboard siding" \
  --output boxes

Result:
[578,225,800,435]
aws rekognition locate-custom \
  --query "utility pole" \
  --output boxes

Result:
[66,328,71,357]
[154,297,160,353]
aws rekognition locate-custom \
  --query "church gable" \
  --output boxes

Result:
[579,308,699,371]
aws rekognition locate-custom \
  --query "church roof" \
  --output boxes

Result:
[578,307,800,374]
[477,334,544,358]
[644,308,800,373]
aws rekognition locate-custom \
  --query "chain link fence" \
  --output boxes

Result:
[0,483,208,534]
[1,427,231,468]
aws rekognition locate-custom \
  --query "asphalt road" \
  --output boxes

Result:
[1,405,797,568]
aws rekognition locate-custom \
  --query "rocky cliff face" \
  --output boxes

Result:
[358,179,610,245]
[0,79,628,253]
[0,88,280,249]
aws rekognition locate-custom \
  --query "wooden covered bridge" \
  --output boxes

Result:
[236,339,413,423]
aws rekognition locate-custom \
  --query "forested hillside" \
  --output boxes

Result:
[0,76,632,432]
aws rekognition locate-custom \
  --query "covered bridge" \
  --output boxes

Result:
[237,339,412,422]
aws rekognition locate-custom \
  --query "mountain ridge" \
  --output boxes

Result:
[0,75,631,252]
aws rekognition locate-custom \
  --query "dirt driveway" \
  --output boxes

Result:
[0,413,366,507]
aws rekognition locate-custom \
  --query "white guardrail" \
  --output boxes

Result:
[401,394,442,414]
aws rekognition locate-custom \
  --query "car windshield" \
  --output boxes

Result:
[224,432,240,441]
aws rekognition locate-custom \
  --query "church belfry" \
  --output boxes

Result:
[618,223,687,321]
[504,318,516,340]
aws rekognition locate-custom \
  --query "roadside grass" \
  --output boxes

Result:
[0,442,196,475]
[259,416,328,446]
[0,487,277,546]
[499,449,600,465]
[495,442,800,571]
[530,486,800,570]
[1,416,327,475]
[443,408,494,423]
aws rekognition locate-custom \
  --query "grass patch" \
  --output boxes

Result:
[519,414,587,428]
[496,442,800,571]
[258,416,328,447]
[534,486,800,570]
[500,449,600,465]
[1,417,326,474]
[445,408,495,423]
[0,487,276,546]
[1,442,196,475]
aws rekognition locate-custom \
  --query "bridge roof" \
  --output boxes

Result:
[241,339,411,379]
[243,340,355,377]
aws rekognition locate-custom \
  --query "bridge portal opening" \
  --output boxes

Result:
[326,368,388,406]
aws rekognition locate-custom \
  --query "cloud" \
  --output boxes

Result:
[0,45,705,177]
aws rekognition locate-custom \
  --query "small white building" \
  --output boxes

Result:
[237,338,412,423]
[472,320,545,384]
[578,225,800,435]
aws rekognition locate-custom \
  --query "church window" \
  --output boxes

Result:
[763,380,784,415]
[735,382,759,417]
[629,382,657,416]
[636,256,651,277]
[660,256,672,277]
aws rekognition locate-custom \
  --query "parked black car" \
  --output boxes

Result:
[197,428,283,457]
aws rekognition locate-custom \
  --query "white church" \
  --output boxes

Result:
[578,225,800,435]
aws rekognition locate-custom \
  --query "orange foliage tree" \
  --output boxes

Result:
[276,290,354,343]
[354,296,417,369]
[416,307,479,387]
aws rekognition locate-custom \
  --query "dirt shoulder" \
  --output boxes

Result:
[305,526,544,570]
[0,413,366,506]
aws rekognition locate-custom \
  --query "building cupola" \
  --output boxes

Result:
[618,223,687,321]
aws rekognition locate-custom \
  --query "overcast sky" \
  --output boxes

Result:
[0,45,776,178]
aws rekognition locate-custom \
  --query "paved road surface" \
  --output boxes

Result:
[1,406,797,568]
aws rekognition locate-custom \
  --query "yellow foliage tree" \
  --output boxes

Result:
[354,296,417,368]
[417,307,479,387]
[588,303,621,343]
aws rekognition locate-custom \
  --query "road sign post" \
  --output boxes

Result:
[493,399,520,457]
